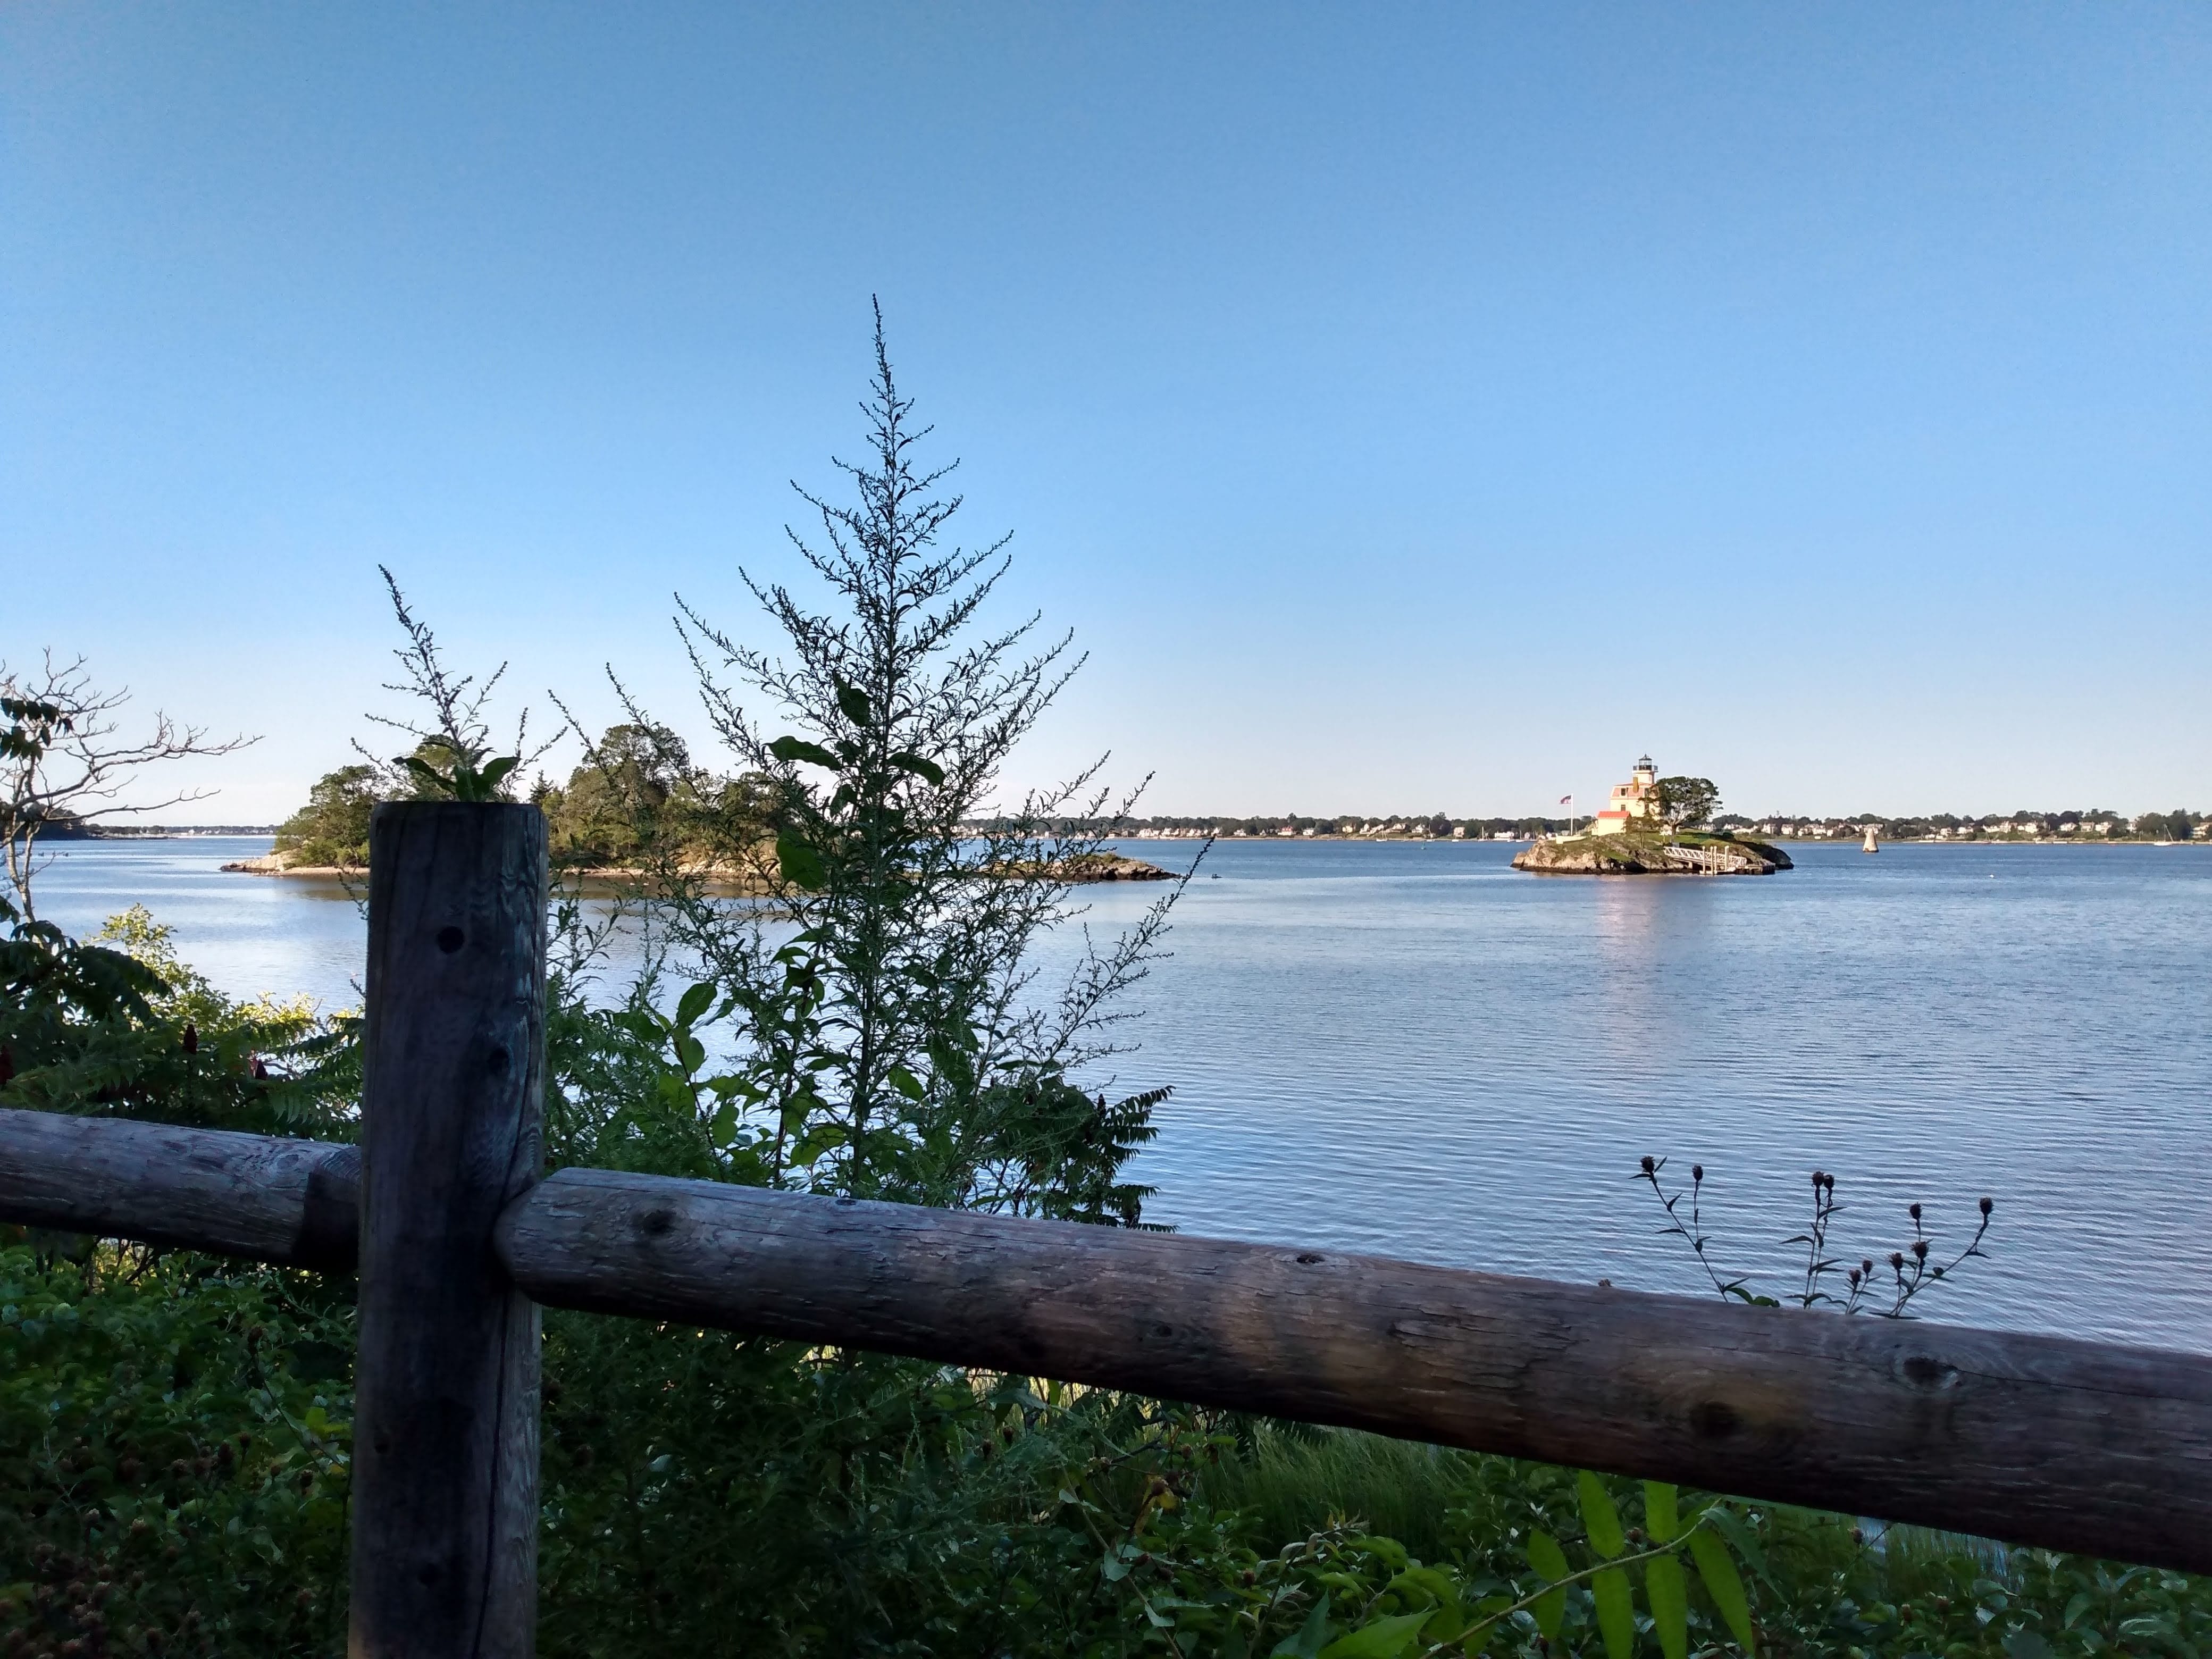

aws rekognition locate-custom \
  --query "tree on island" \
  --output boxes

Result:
[271,764,381,868]
[1654,775,1721,830]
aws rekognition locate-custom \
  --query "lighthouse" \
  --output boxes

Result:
[1589,755,1660,837]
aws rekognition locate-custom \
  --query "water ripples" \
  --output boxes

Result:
[35,835,2212,1350]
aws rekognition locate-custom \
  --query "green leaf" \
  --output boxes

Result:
[769,735,843,770]
[1527,1530,1570,1639]
[1271,1601,1332,1658]
[1579,1470,1627,1558]
[1646,1552,1688,1659]
[675,981,717,1028]
[2004,1633,2057,1659]
[790,1120,849,1166]
[886,1063,925,1101]
[776,828,828,891]
[1386,1564,1461,1616]
[477,755,520,792]
[1351,1536,1409,1571]
[1644,1480,1679,1544]
[673,1033,705,1075]
[1688,1529,1756,1654]
[835,682,873,727]
[1698,1504,1770,1587]
[889,749,945,786]
[398,753,453,792]
[1318,1610,1431,1658]
[1590,1565,1633,1659]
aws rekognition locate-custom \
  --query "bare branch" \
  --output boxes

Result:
[1,651,256,919]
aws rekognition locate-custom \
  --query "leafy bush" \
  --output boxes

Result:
[0,900,355,1136]
[0,1245,355,1657]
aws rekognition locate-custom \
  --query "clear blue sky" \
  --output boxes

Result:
[5,4,2207,822]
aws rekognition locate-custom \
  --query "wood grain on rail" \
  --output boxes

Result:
[8,1107,2210,1573]
[0,1107,357,1270]
[498,1166,2212,1576]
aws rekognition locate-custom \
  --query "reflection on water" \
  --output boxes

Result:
[31,835,2212,1350]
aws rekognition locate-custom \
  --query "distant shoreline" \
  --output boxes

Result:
[1107,833,2205,848]
[219,849,1173,885]
[55,827,2205,851]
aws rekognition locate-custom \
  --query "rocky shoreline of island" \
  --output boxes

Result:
[1510,830,1792,876]
[220,849,1175,886]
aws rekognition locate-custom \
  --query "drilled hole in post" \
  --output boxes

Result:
[435,926,465,954]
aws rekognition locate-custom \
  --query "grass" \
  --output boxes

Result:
[1196,1425,1480,1564]
[1203,1426,2212,1655]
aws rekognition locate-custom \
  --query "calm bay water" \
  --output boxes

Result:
[30,835,2212,1350]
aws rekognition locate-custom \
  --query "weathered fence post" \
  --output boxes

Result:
[351,801,547,1658]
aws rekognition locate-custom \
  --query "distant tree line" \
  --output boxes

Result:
[1003,813,1572,841]
[271,726,790,870]
[1715,808,2200,842]
[968,803,2203,845]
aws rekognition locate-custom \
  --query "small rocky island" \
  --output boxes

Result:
[1512,756,1791,877]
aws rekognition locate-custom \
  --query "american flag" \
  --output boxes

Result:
[1559,794,1572,805]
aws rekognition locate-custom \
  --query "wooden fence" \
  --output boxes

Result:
[3,800,2208,1657]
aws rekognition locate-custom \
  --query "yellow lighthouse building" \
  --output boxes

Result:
[1589,755,1659,836]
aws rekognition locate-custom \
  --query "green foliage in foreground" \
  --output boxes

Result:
[8,1244,2210,1659]
[6,904,2209,1655]
[0,1247,355,1656]
[0,901,356,1135]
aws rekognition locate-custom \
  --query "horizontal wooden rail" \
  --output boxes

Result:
[0,1108,359,1270]
[6,1107,2211,1576]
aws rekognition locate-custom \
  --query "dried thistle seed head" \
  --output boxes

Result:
[1848,1269,1862,1287]
[1913,1239,1929,1260]
[1980,1196,1993,1216]
[1691,1164,1704,1182]
[1890,1252,1906,1270]
[1640,1155,1656,1175]
[1862,1258,1874,1275]
[1811,1169,1824,1188]
[1821,1172,1836,1193]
